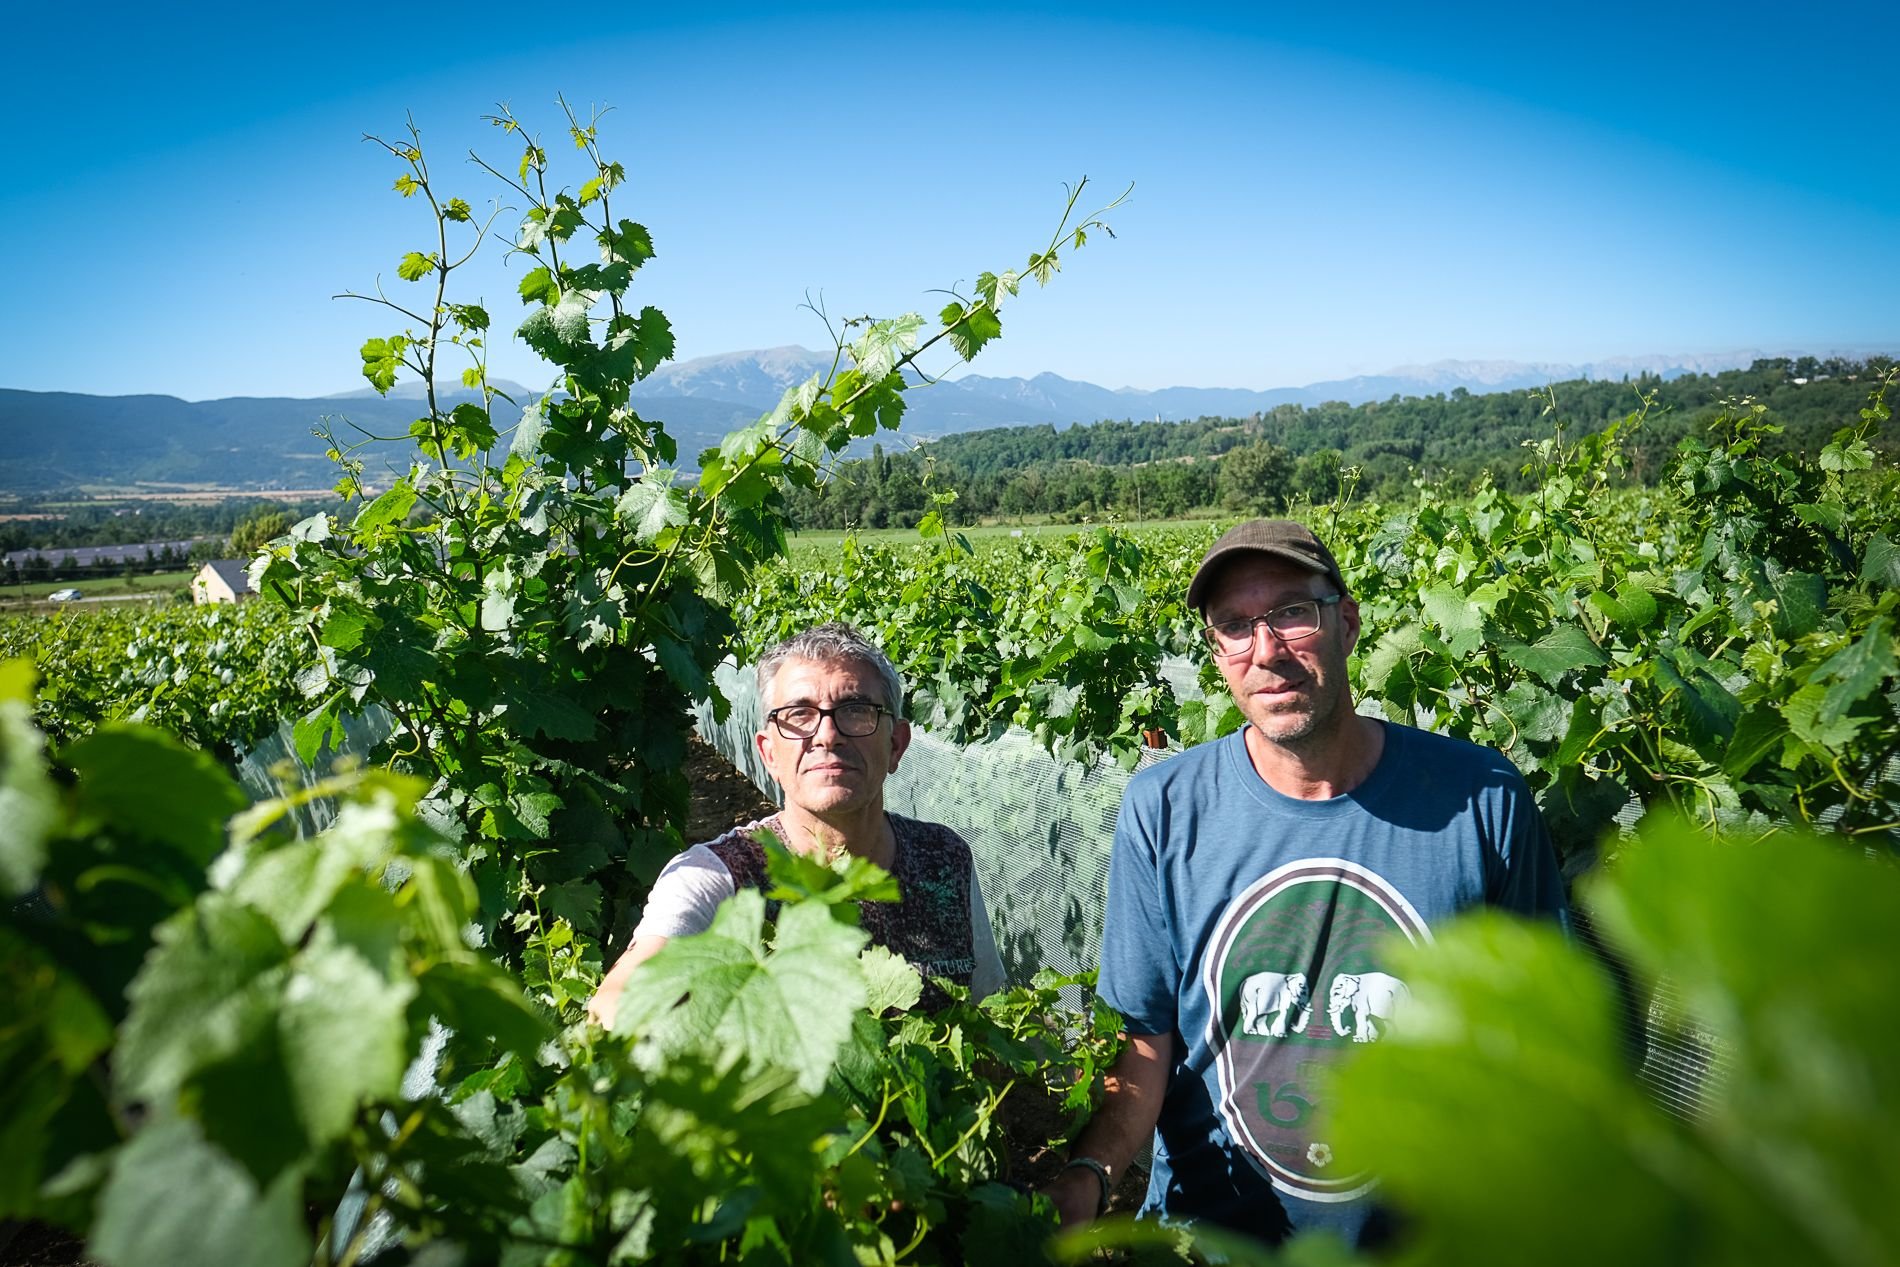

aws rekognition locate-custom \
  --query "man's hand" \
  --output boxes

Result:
[1045,1161,1109,1228]
[586,934,668,1029]
[1037,1029,1173,1228]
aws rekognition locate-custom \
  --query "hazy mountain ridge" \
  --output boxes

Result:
[3,344,1887,493]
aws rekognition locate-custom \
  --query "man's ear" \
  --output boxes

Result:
[888,718,913,771]
[1340,595,1362,656]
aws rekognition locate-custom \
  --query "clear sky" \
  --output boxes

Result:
[3,0,1893,400]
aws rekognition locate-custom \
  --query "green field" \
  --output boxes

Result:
[0,569,194,606]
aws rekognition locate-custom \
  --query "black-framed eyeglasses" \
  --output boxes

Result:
[1201,594,1344,656]
[765,701,892,739]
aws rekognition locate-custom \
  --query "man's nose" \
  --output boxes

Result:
[1247,619,1296,655]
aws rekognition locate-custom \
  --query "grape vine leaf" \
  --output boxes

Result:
[860,945,924,1013]
[1811,616,1896,725]
[116,896,292,1107]
[1862,534,1900,590]
[0,666,57,896]
[63,726,246,865]
[614,891,869,1093]
[1498,626,1609,684]
[91,1116,312,1267]
[616,477,689,544]
[276,940,418,1150]
[1421,584,1487,656]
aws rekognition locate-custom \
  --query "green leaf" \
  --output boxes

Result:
[479,562,516,633]
[600,218,656,268]
[1421,585,1486,656]
[615,478,689,544]
[615,891,869,1093]
[1498,626,1610,684]
[941,301,1003,363]
[117,897,291,1104]
[320,606,371,653]
[397,251,435,282]
[277,941,417,1149]
[1362,623,1424,696]
[1759,567,1827,640]
[500,689,599,741]
[518,265,557,305]
[762,833,900,908]
[91,1116,311,1267]
[292,692,345,767]
[1585,582,1659,632]
[0,680,57,897]
[850,313,926,380]
[446,402,498,458]
[415,960,550,1060]
[1812,616,1896,725]
[860,945,924,1013]
[1653,649,1738,753]
[1497,680,1568,746]
[358,335,406,394]
[352,481,417,536]
[63,726,246,865]
[1328,914,1690,1265]
[1722,704,1790,776]
[1862,534,1900,590]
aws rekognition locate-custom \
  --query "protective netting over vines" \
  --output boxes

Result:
[696,660,1181,988]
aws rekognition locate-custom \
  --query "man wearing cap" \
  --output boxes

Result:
[1045,519,1565,1246]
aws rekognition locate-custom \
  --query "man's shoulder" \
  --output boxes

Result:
[890,813,973,860]
[687,815,783,880]
[1134,728,1234,784]
[1120,729,1235,810]
[1386,720,1525,774]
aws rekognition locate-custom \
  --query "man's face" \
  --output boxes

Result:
[755,655,911,817]
[1204,556,1360,749]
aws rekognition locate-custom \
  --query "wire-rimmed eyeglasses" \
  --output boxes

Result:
[764,701,892,739]
[1201,594,1344,657]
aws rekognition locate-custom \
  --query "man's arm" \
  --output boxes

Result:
[1043,1029,1173,1227]
[585,934,669,1029]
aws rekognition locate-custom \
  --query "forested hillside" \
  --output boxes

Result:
[787,358,1895,526]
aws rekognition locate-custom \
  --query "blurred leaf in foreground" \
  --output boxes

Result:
[1328,815,1900,1266]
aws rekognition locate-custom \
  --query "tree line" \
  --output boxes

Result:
[783,358,1896,527]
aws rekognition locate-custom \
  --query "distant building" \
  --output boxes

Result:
[192,560,254,605]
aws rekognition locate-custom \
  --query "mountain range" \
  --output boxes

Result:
[0,345,1879,493]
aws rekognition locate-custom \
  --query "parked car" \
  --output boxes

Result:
[48,588,83,602]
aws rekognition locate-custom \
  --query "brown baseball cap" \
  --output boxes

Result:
[1186,519,1349,612]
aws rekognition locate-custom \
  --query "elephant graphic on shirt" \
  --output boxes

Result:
[1327,971,1410,1042]
[1237,971,1312,1037]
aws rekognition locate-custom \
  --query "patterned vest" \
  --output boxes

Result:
[704,813,979,1010]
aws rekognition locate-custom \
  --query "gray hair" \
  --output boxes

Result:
[756,623,906,718]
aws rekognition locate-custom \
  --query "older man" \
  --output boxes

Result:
[588,623,1005,1027]
[1046,520,1566,1246]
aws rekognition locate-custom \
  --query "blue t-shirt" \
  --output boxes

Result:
[1098,721,1567,1247]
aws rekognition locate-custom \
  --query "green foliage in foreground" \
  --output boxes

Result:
[2,663,1125,1265]
[1325,814,1900,1267]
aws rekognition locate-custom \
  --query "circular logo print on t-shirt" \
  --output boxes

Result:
[1200,857,1431,1202]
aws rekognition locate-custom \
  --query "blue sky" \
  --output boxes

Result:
[3,1,1893,400]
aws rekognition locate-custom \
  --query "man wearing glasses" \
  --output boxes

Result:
[1047,520,1565,1246]
[588,623,1005,1026]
